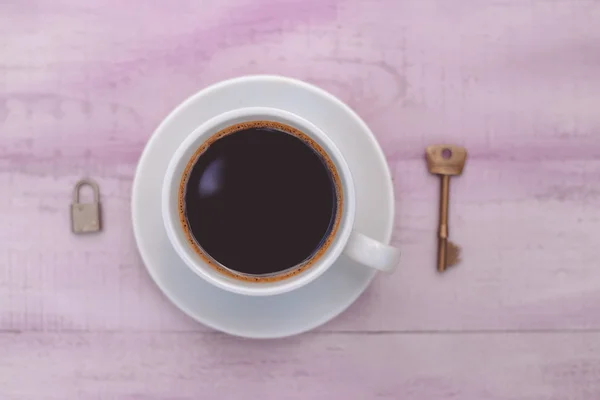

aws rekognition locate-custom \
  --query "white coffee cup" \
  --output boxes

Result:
[162,107,400,296]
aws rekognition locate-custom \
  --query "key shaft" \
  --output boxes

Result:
[438,175,450,271]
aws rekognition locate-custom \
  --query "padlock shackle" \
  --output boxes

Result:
[73,179,100,203]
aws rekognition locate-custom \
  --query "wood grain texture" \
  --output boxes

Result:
[1,0,600,397]
[2,332,600,400]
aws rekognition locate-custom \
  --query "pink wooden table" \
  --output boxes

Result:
[2,0,600,398]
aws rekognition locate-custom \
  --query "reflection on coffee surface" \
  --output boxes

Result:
[179,121,341,280]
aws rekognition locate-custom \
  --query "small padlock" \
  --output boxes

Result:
[71,179,102,234]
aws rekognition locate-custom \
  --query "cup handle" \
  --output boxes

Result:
[343,231,400,272]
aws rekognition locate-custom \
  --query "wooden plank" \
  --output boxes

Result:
[2,158,600,333]
[1,332,600,399]
[2,0,600,333]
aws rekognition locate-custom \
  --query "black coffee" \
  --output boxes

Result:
[180,121,340,279]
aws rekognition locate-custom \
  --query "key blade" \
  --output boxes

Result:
[446,241,462,267]
[426,145,467,176]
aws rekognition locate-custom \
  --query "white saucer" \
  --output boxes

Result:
[132,76,395,338]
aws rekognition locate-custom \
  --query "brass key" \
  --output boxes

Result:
[426,145,467,272]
